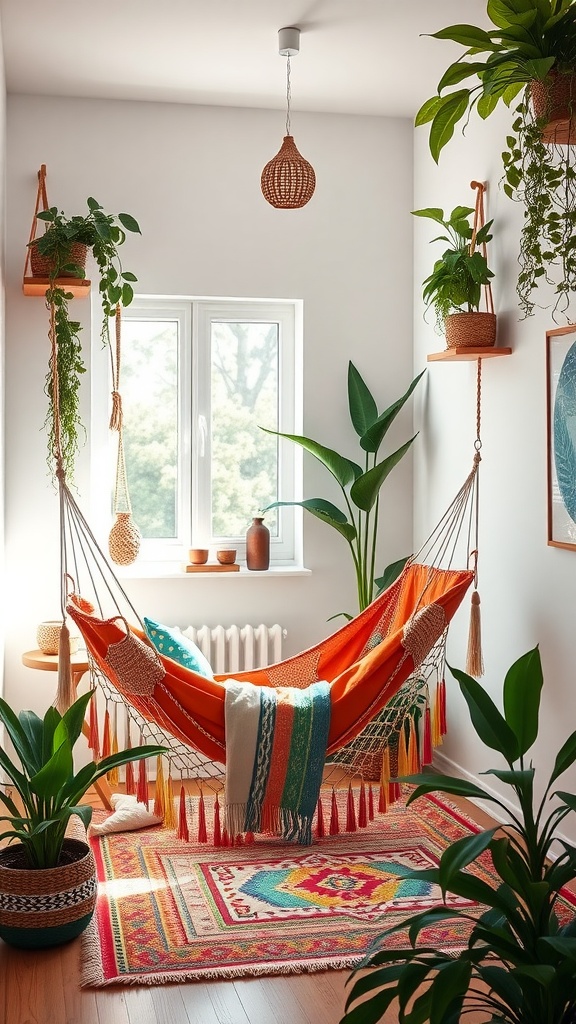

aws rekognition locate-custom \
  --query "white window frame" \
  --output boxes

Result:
[91,295,303,568]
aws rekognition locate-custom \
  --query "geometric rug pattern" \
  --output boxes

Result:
[81,790,576,986]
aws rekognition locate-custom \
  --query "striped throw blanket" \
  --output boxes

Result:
[224,680,331,845]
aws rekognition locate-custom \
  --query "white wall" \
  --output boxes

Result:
[0,20,5,703]
[5,95,415,717]
[414,105,576,842]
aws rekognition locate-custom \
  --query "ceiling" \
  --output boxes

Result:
[0,0,489,118]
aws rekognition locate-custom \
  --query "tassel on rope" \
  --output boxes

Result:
[177,786,189,842]
[56,622,74,714]
[432,684,443,748]
[368,784,375,821]
[408,717,420,774]
[107,704,119,787]
[137,742,149,806]
[101,706,111,760]
[466,590,484,678]
[124,712,136,795]
[329,788,340,835]
[316,796,325,839]
[88,693,100,759]
[397,725,409,777]
[244,831,255,844]
[422,704,433,765]
[346,784,357,832]
[213,793,222,846]
[358,779,367,828]
[163,773,177,829]
[197,791,207,843]
[221,828,230,847]
[440,678,447,736]
[154,756,165,819]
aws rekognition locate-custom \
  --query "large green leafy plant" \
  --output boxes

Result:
[263,363,424,617]
[342,647,576,1024]
[0,690,164,869]
[417,0,576,318]
[413,205,494,331]
[31,199,141,479]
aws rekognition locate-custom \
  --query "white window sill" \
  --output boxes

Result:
[115,563,312,581]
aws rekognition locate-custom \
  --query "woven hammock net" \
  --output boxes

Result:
[60,448,479,791]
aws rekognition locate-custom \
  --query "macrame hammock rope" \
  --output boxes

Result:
[46,207,489,844]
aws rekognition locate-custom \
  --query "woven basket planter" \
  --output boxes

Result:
[0,838,97,949]
[109,512,141,566]
[29,239,88,279]
[445,311,497,349]
[531,72,576,143]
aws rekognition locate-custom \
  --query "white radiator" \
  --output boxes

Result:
[182,623,286,674]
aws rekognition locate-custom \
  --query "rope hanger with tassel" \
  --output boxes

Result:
[108,304,141,566]
[465,355,484,678]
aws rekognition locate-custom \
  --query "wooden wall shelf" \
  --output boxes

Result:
[23,277,91,297]
[427,347,512,362]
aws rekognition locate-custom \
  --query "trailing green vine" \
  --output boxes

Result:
[502,90,576,319]
[45,286,86,480]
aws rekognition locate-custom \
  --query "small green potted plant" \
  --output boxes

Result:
[342,646,576,1024]
[416,0,576,318]
[29,198,141,480]
[0,689,164,949]
[413,203,496,347]
[262,362,425,619]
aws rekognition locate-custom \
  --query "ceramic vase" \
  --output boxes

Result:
[246,516,270,570]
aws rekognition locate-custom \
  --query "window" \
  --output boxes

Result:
[92,297,302,565]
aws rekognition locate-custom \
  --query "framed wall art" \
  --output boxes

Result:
[547,323,576,550]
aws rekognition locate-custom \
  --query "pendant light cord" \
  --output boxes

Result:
[285,55,292,136]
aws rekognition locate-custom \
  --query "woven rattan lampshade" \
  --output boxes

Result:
[261,27,316,209]
[261,135,316,209]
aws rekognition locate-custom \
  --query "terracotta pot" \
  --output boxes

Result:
[216,549,237,565]
[0,838,97,949]
[29,239,88,279]
[445,311,497,349]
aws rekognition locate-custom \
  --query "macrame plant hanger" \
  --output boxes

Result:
[108,304,141,566]
[470,179,495,322]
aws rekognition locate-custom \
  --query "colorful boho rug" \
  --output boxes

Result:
[81,789,576,986]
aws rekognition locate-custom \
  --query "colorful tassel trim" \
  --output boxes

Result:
[88,694,100,758]
[329,789,340,835]
[214,793,222,846]
[316,797,325,838]
[177,786,189,842]
[346,784,357,832]
[154,756,165,818]
[358,780,367,828]
[107,704,119,787]
[422,705,433,765]
[136,753,149,807]
[163,774,177,829]
[197,791,207,843]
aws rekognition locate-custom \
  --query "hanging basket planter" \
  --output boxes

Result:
[531,71,576,142]
[445,311,497,349]
[29,239,88,279]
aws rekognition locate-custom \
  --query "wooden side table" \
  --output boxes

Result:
[21,649,112,809]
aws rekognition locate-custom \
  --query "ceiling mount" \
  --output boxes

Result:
[278,27,300,57]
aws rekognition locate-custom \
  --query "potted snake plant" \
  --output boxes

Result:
[342,646,576,1024]
[0,689,164,949]
[417,0,576,319]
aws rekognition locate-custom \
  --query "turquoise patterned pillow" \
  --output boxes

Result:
[143,617,214,679]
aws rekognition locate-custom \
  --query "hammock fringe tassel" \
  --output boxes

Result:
[466,589,484,678]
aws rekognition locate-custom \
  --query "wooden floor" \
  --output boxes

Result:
[0,788,497,1024]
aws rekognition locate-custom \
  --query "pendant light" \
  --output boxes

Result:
[261,27,316,209]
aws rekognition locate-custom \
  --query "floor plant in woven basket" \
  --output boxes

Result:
[29,189,141,480]
[341,646,576,1024]
[413,200,496,348]
[0,689,164,948]
[416,0,576,319]
[262,361,425,619]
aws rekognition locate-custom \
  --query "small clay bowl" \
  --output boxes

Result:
[216,549,237,565]
[189,548,209,565]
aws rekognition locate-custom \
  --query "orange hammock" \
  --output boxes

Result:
[66,560,473,765]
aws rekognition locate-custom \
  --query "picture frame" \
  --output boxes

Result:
[547,323,576,550]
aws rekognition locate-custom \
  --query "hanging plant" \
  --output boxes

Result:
[416,0,576,318]
[29,195,141,479]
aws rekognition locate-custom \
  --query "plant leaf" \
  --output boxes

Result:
[259,428,361,488]
[429,91,471,163]
[351,436,417,512]
[360,371,425,454]
[348,362,378,437]
[118,212,141,233]
[449,664,520,762]
[374,556,410,594]
[550,730,576,785]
